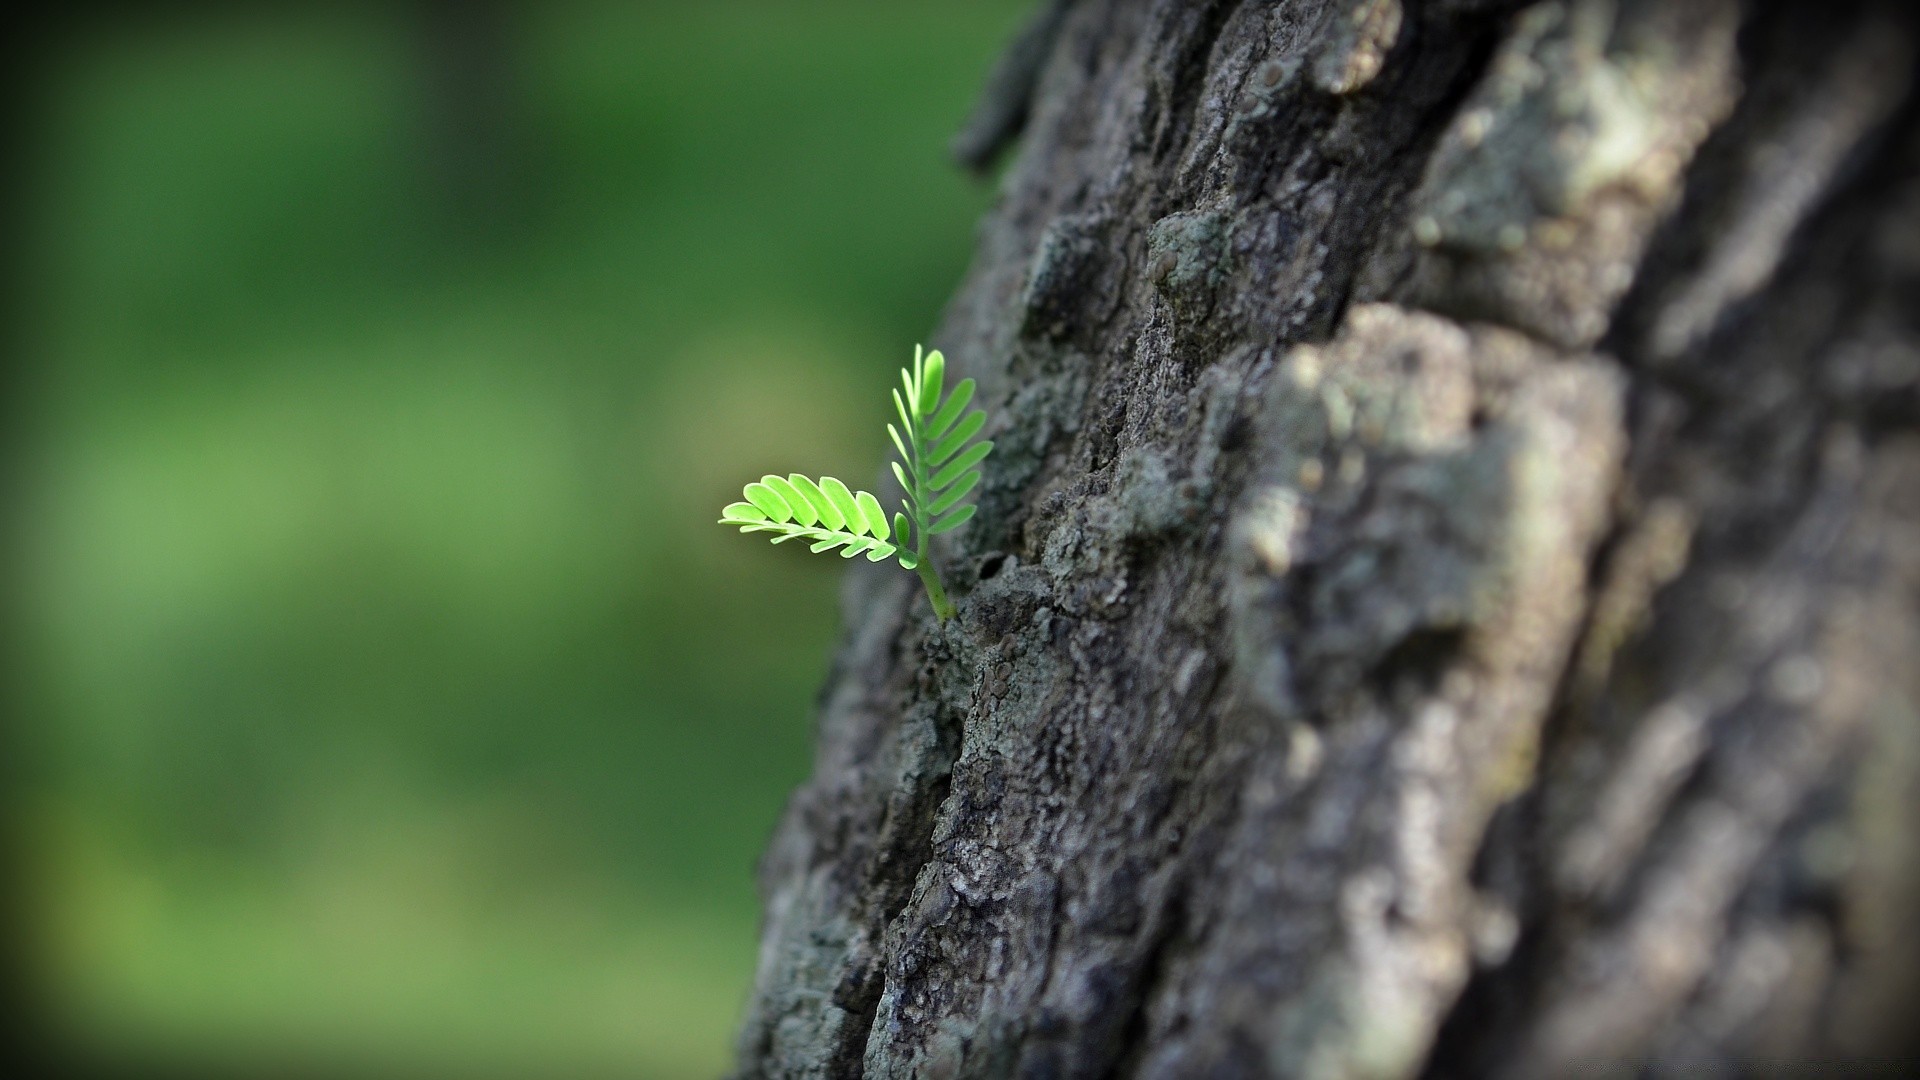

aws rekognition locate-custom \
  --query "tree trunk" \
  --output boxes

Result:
[732,1,1920,1076]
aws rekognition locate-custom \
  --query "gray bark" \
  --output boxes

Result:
[733,1,1920,1076]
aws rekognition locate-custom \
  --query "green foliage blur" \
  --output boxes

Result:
[14,3,1025,1075]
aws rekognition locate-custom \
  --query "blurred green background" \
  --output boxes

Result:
[13,3,1025,1075]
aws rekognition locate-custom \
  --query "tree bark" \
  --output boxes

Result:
[733,1,1920,1076]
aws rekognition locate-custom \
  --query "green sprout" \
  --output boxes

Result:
[718,345,991,622]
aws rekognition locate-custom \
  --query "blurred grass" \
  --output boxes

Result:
[15,2,1027,1075]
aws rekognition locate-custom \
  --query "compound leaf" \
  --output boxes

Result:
[717,344,991,623]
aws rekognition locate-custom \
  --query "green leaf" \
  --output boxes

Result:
[743,482,791,521]
[931,441,993,490]
[729,477,894,552]
[927,471,980,516]
[893,389,915,437]
[789,474,842,530]
[764,475,815,526]
[927,410,987,465]
[929,503,976,534]
[857,492,889,541]
[714,344,993,622]
[918,349,945,417]
[926,378,975,439]
[822,477,863,534]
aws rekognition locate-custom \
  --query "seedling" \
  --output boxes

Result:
[718,345,991,622]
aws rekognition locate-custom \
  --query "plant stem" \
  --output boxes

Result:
[916,560,955,622]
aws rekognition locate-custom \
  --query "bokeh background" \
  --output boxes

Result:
[10,3,1027,1075]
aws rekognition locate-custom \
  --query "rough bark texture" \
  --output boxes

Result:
[733,1,1920,1076]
